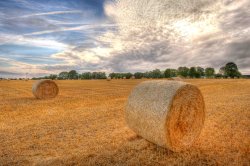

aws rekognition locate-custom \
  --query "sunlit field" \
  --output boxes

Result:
[0,79,249,165]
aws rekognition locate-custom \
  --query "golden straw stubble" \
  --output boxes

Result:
[126,80,205,152]
[32,80,59,99]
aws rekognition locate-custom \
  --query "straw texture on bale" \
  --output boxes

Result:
[32,80,59,99]
[126,80,205,152]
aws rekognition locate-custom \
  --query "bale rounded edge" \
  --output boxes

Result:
[125,80,205,152]
[32,80,59,99]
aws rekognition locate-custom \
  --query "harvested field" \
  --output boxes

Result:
[0,79,249,165]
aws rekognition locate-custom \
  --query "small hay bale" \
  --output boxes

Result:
[107,77,111,81]
[168,77,183,81]
[126,80,205,152]
[32,80,59,99]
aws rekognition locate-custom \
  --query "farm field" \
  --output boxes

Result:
[0,79,249,165]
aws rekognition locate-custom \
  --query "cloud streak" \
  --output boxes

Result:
[24,23,116,36]
[0,34,69,50]
[13,10,83,18]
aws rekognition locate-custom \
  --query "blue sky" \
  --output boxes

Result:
[0,0,249,77]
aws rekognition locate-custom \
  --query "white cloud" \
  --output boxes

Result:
[92,0,250,73]
[42,0,250,74]
[0,57,50,77]
[0,34,69,50]
[104,0,223,46]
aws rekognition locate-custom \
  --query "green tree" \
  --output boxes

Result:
[125,73,133,79]
[189,67,197,78]
[164,69,171,78]
[68,70,78,79]
[224,62,241,78]
[58,71,68,80]
[92,72,107,79]
[215,73,223,79]
[49,74,57,80]
[196,67,205,78]
[92,72,98,79]
[171,69,178,77]
[151,69,163,78]
[99,72,107,79]
[164,69,177,78]
[109,73,129,79]
[205,67,215,78]
[109,73,116,79]
[178,67,189,78]
[219,66,225,75]
[143,72,150,78]
[134,72,144,79]
[81,72,92,79]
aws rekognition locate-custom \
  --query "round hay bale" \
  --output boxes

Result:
[126,80,205,152]
[168,77,183,81]
[107,77,111,81]
[32,80,59,99]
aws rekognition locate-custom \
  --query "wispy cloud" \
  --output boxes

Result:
[12,10,83,18]
[0,34,69,50]
[0,57,55,78]
[24,23,116,36]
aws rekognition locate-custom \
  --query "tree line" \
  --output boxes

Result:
[32,62,242,80]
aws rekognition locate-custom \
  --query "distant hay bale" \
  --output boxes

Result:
[107,77,111,81]
[32,80,59,99]
[131,76,135,79]
[126,80,205,152]
[168,77,183,81]
[123,77,126,79]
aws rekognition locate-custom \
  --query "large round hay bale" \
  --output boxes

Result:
[32,80,59,99]
[107,77,111,81]
[126,80,205,152]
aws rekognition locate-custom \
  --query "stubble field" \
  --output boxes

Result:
[0,79,249,165]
